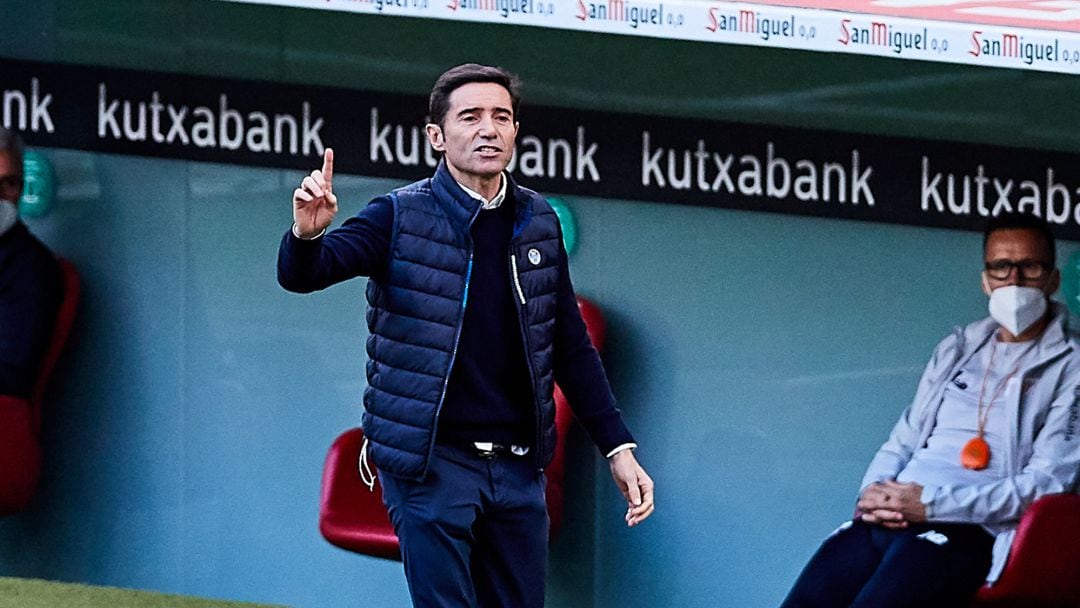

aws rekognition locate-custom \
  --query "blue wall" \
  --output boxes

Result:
[2,2,1078,607]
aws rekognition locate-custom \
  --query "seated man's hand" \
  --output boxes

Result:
[857,481,926,527]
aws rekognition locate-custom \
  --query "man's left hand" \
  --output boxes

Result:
[857,480,926,524]
[609,450,654,527]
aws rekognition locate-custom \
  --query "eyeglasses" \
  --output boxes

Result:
[984,259,1052,281]
[0,174,22,191]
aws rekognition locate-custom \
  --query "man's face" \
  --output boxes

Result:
[0,150,22,203]
[426,82,518,184]
[981,228,1059,296]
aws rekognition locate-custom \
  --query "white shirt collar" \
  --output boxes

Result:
[457,174,507,210]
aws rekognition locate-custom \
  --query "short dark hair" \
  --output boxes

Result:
[429,63,521,126]
[983,212,1056,267]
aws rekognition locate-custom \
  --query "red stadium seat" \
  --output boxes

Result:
[545,296,606,537]
[0,258,80,516]
[0,395,40,515]
[319,427,400,559]
[970,493,1080,608]
[319,296,607,558]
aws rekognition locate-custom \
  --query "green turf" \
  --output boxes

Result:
[0,577,288,608]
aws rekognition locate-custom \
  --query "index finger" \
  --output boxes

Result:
[629,485,653,513]
[871,508,904,521]
[881,481,917,497]
[860,485,884,501]
[626,478,642,507]
[857,493,886,511]
[322,147,334,185]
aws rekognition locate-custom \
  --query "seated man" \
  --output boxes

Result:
[0,127,61,399]
[781,212,1080,608]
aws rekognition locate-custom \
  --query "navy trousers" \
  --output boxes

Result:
[380,444,549,608]
[781,519,994,608]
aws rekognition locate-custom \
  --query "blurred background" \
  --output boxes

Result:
[1,1,1078,606]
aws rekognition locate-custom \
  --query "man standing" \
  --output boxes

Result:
[781,212,1080,607]
[0,127,61,399]
[278,64,654,607]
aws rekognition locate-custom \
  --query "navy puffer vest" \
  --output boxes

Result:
[362,164,562,481]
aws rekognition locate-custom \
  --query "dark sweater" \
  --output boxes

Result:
[278,185,634,454]
[438,196,534,446]
[0,221,61,398]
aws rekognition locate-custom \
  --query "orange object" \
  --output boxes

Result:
[960,436,991,470]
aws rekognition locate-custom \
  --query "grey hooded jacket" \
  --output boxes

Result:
[860,304,1080,583]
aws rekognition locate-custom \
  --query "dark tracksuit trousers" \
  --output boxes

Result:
[781,519,994,608]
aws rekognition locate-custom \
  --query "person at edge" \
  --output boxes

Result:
[277,64,654,607]
[0,127,62,399]
[781,212,1080,608]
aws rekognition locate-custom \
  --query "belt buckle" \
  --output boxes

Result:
[473,441,498,459]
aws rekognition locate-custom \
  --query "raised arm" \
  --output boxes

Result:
[277,148,394,293]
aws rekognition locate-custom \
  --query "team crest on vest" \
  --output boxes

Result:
[528,248,542,266]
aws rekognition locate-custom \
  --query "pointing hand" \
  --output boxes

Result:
[293,147,338,238]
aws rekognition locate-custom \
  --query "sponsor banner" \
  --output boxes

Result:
[5,56,1080,239]
[219,0,1080,74]
[744,1,1080,34]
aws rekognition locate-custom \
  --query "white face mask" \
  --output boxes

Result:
[988,285,1048,336]
[0,200,17,236]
